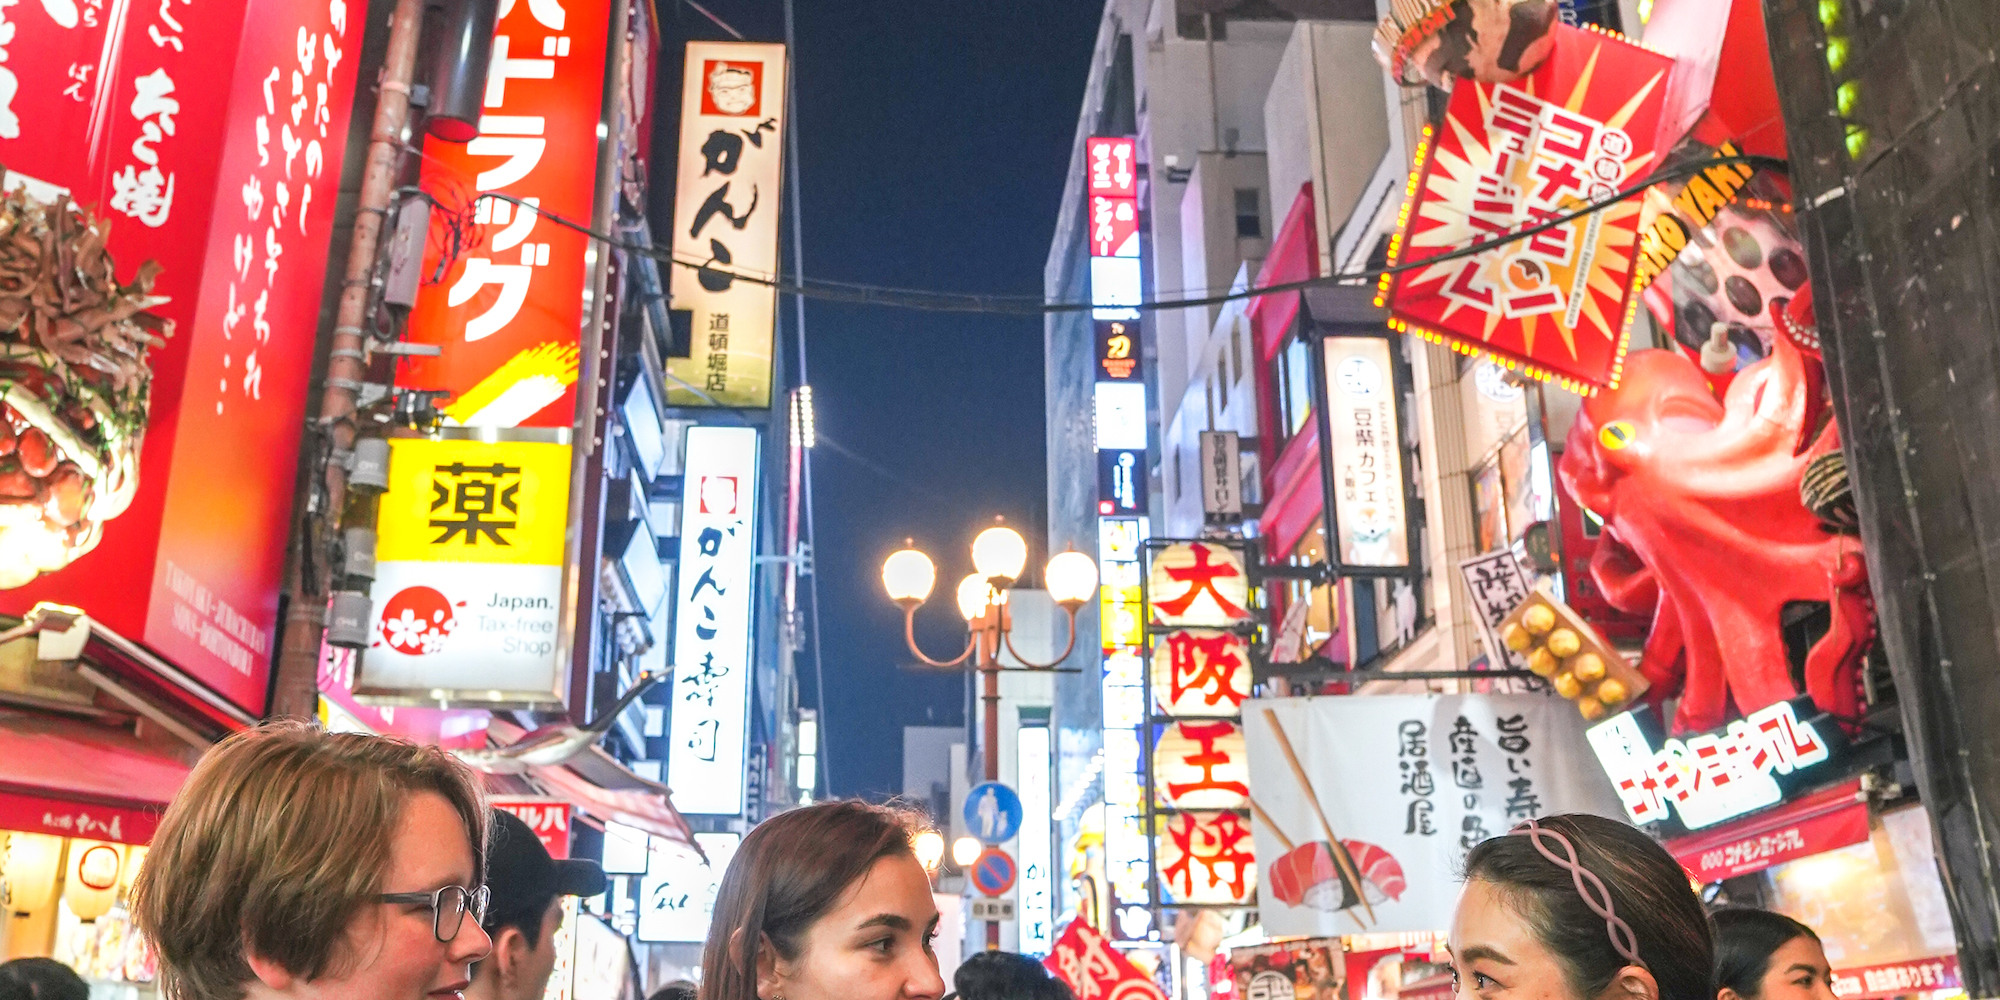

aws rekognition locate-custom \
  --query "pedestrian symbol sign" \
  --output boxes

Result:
[971,846,1017,898]
[963,782,1023,845]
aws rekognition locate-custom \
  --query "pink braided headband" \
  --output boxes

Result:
[1510,819,1645,968]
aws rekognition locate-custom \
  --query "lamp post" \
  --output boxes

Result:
[882,518,1097,949]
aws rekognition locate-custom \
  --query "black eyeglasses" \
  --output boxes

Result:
[375,885,490,942]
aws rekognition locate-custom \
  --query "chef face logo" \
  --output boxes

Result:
[698,474,740,515]
[702,61,762,117]
[377,585,459,655]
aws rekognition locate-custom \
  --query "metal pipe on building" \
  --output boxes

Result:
[271,0,426,719]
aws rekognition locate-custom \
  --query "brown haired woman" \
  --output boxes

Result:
[131,721,493,1000]
[702,800,947,1000]
[1451,814,1715,1000]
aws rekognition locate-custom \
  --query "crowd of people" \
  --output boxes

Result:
[0,723,1844,1000]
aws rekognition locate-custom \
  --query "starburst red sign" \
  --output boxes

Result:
[1380,25,1674,394]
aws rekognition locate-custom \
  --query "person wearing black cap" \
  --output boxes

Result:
[467,809,609,1000]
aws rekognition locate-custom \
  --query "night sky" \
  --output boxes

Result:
[663,1,1103,798]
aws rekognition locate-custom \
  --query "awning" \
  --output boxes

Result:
[1666,779,1869,883]
[0,708,198,844]
[487,719,694,850]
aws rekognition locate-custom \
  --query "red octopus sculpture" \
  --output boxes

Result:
[1556,329,1872,734]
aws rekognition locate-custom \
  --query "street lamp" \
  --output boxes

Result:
[952,835,983,868]
[882,517,1096,948]
[913,830,946,873]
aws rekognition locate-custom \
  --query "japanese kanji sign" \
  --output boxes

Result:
[1154,721,1251,810]
[1147,542,1251,628]
[668,426,761,814]
[402,0,613,428]
[1245,694,1624,936]
[0,0,366,714]
[1319,336,1412,571]
[1157,810,1259,905]
[359,438,573,701]
[667,42,787,408]
[1151,630,1251,718]
[1458,550,1534,670]
[1044,918,1168,1000]
[1379,24,1673,394]
[636,832,740,943]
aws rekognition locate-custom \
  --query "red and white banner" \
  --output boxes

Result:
[0,788,161,846]
[0,0,366,715]
[1667,781,1868,883]
[1830,957,1959,1000]
[402,0,613,428]
[492,796,573,859]
[1044,919,1167,1000]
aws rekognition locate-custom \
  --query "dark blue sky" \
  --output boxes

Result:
[663,1,1102,798]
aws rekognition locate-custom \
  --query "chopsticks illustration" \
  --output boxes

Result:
[1249,795,1370,932]
[1263,706,1379,926]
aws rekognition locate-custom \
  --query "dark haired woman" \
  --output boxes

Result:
[702,800,947,1000]
[1713,909,1835,1000]
[1450,814,1715,1000]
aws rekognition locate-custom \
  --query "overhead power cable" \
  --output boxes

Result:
[476,153,1784,318]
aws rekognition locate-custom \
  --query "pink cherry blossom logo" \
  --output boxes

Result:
[377,586,459,655]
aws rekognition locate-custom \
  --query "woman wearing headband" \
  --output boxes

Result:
[1451,815,1714,1000]
[1712,909,1836,1000]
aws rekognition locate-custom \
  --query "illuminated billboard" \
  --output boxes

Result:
[668,426,762,814]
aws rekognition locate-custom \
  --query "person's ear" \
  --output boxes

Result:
[494,926,532,985]
[1719,988,1749,1000]
[752,932,788,1000]
[1601,966,1659,1000]
[243,950,299,993]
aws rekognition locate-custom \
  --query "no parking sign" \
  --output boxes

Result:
[971,846,1017,897]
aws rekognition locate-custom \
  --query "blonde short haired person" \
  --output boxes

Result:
[132,721,494,1000]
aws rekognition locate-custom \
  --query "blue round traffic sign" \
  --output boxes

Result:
[970,847,1017,897]
[963,782,1023,844]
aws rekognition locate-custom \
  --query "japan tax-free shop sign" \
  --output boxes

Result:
[358,438,573,703]
[669,426,761,815]
[0,0,366,715]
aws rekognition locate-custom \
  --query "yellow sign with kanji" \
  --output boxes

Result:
[376,439,572,566]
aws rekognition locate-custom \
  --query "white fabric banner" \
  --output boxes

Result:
[1244,694,1625,937]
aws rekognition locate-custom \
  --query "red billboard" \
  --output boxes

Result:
[399,0,612,429]
[0,0,366,714]
[1380,25,1672,394]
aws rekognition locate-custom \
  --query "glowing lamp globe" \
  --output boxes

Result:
[0,831,62,916]
[1044,550,1099,609]
[881,547,936,607]
[971,524,1028,586]
[956,574,994,622]
[912,830,945,873]
[952,836,982,868]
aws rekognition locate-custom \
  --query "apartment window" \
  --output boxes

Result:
[1233,188,1262,239]
[1271,336,1314,441]
[1230,324,1244,386]
[1217,350,1230,413]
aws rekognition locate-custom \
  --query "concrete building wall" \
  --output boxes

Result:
[1263,21,1390,278]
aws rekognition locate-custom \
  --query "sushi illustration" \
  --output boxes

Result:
[1250,707,1408,929]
